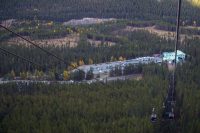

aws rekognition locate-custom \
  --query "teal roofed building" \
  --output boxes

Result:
[163,50,186,63]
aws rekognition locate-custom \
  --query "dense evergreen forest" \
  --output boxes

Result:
[1,0,200,132]
[0,24,200,132]
[0,55,200,132]
[1,0,200,25]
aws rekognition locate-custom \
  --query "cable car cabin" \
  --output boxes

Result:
[151,108,157,123]
[163,111,174,120]
[162,106,175,120]
[151,113,157,123]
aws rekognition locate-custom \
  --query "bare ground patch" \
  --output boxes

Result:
[87,39,116,47]
[5,34,80,47]
[123,26,200,42]
[5,33,117,47]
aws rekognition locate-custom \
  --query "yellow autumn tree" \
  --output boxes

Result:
[119,56,124,61]
[10,70,16,79]
[111,56,117,62]
[70,62,78,69]
[119,56,126,61]
[47,21,53,26]
[67,27,73,33]
[20,71,27,80]
[190,0,200,7]
[78,59,85,66]
[88,58,94,65]
[63,70,69,80]
[34,70,44,80]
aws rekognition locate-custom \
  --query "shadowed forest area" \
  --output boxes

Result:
[0,62,200,133]
[1,0,200,132]
[0,37,200,132]
[1,0,200,25]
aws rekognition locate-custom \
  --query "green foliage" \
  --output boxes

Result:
[86,69,94,80]
[0,77,166,133]
[70,70,85,81]
[1,0,200,25]
[124,64,143,75]
[0,58,200,133]
[110,66,123,77]
[20,71,27,80]
[0,35,200,132]
[0,16,200,132]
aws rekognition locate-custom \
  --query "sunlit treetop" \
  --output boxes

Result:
[189,0,200,7]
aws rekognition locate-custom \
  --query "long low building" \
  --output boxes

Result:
[76,56,162,76]
[75,50,186,77]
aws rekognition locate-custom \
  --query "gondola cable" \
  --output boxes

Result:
[0,47,43,68]
[0,24,68,65]
[151,0,182,122]
[0,24,86,78]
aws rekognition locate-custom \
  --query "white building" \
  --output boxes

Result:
[76,56,162,78]
[163,50,186,63]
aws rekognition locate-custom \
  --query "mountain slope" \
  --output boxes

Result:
[0,0,200,24]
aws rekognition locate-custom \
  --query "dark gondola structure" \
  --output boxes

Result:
[151,0,182,123]
[151,108,157,123]
[162,74,176,120]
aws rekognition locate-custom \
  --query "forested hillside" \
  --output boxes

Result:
[1,19,200,77]
[1,0,200,25]
[0,57,200,132]
[1,0,200,132]
[1,25,200,133]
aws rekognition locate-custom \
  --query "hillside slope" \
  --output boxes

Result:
[0,0,200,24]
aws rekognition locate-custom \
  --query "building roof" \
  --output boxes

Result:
[177,50,185,55]
[162,50,186,62]
[163,50,186,56]
[76,56,163,74]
